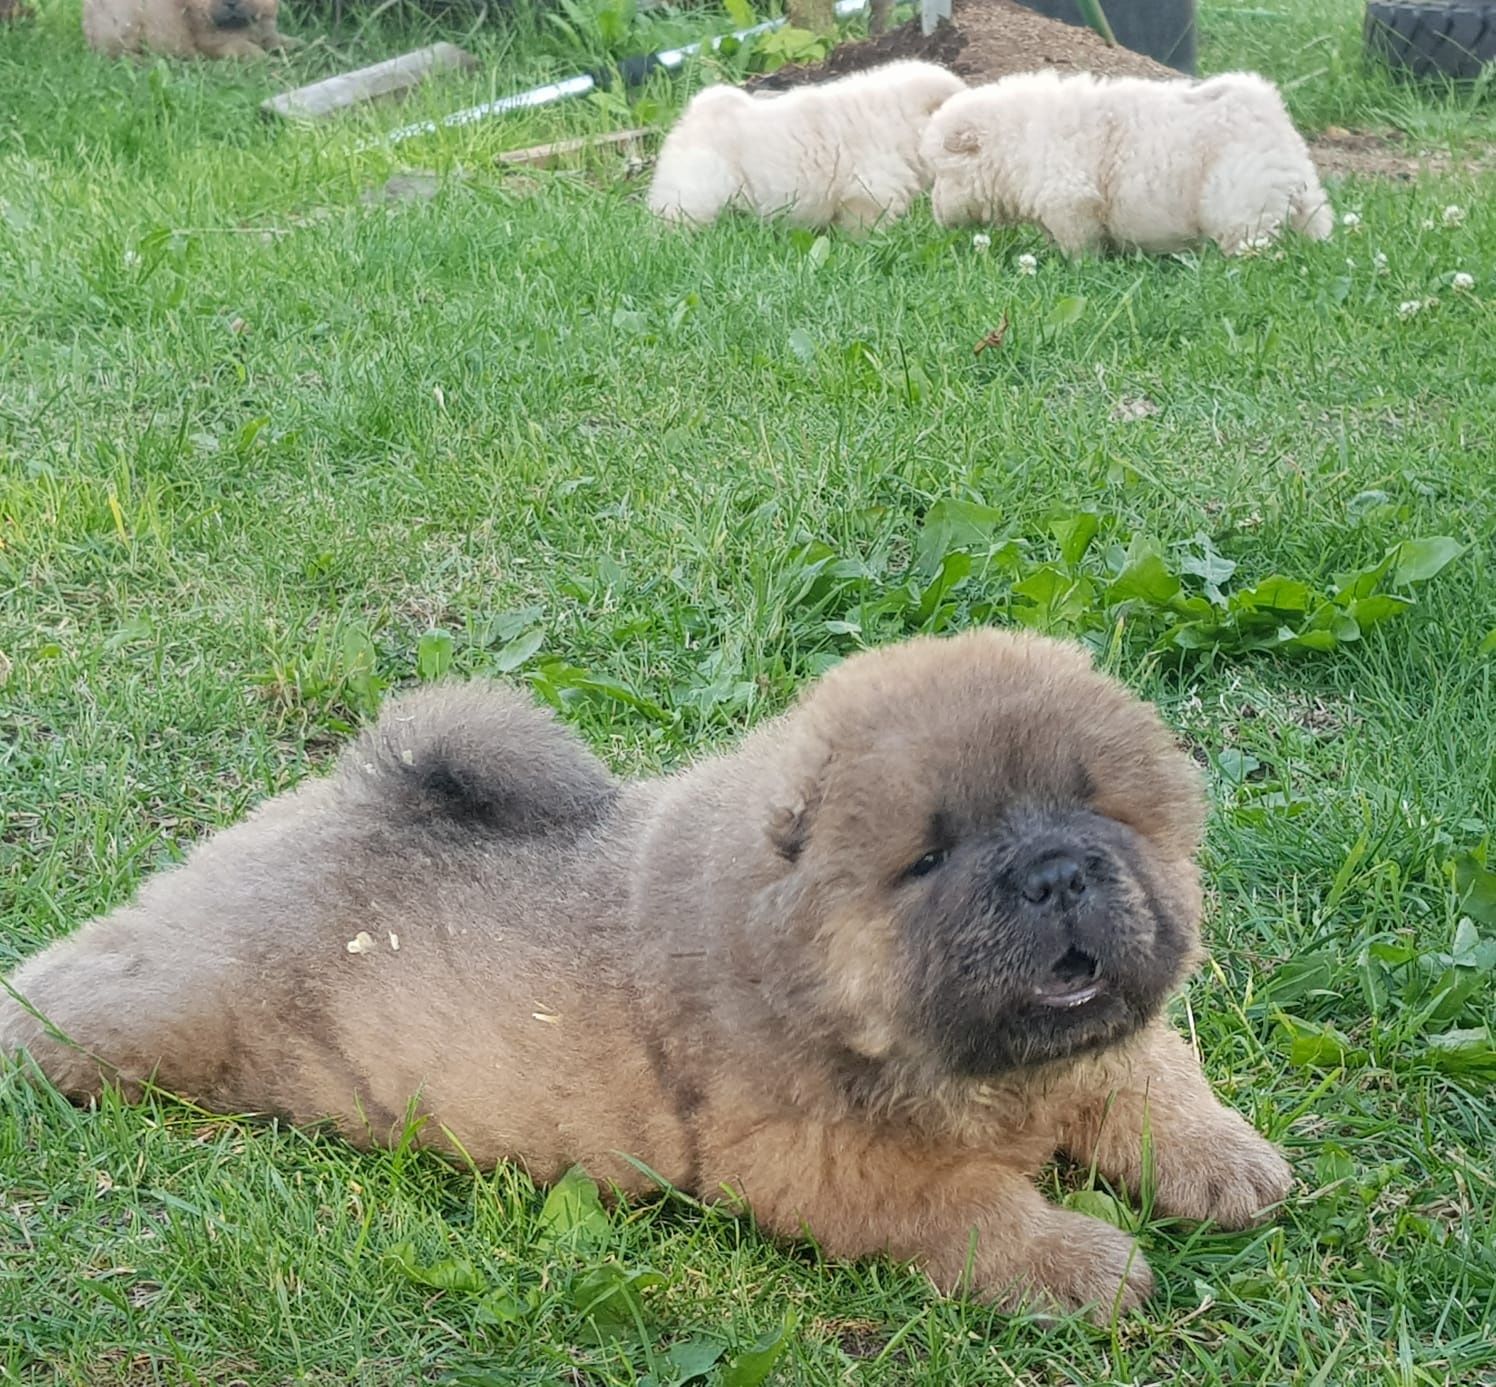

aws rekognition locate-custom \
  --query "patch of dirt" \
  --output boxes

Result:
[747,0,1175,93]
[1308,126,1496,180]
[815,1317,887,1360]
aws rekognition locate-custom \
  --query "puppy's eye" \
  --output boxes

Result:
[903,848,949,881]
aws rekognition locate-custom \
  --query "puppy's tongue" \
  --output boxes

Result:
[1032,948,1105,1009]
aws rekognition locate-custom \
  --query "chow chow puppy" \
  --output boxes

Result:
[84,0,294,59]
[647,61,967,231]
[922,69,1332,256]
[1,629,1291,1318]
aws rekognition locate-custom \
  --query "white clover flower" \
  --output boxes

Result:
[1341,211,1362,229]
[1443,204,1466,227]
[1373,251,1389,275]
[1452,271,1474,291]
[972,232,991,253]
[1420,218,1435,231]
[1397,300,1423,318]
[122,249,142,268]
[1017,252,1038,275]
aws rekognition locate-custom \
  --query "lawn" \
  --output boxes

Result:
[1,0,1494,1381]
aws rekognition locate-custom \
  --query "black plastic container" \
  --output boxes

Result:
[1014,0,1197,73]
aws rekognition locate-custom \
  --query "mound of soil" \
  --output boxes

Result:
[747,0,1175,92]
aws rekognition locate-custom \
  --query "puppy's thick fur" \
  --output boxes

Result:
[923,69,1332,255]
[84,0,292,58]
[647,61,966,231]
[1,630,1291,1317]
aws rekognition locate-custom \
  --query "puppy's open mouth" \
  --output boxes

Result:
[1031,947,1105,1009]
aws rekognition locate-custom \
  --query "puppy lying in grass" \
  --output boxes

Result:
[2,630,1291,1320]
[84,0,295,59]
[922,69,1332,256]
[647,60,966,232]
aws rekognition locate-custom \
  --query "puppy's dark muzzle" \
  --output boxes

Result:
[1018,849,1088,911]
[908,806,1192,1077]
[1012,843,1104,982]
[992,822,1153,993]
[211,0,254,28]
[993,831,1109,931]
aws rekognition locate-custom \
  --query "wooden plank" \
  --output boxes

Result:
[496,127,659,169]
[263,44,478,122]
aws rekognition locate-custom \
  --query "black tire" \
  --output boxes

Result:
[1365,1,1496,80]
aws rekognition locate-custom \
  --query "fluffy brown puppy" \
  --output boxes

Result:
[0,629,1291,1317]
[84,0,293,59]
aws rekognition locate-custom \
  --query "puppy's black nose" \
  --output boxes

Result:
[1020,851,1086,909]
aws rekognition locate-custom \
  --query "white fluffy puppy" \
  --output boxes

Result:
[921,69,1332,256]
[647,61,967,232]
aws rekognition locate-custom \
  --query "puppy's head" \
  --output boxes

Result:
[919,90,988,225]
[767,629,1205,1076]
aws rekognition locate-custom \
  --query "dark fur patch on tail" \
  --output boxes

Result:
[339,682,617,835]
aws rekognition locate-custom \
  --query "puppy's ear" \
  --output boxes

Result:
[942,123,981,156]
[767,783,821,863]
[766,745,830,863]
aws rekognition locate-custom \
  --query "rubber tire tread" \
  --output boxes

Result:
[1365,1,1496,80]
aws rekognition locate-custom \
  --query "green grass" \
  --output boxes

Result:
[2,0,1495,1381]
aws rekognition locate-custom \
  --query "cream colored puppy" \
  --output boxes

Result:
[647,61,966,232]
[922,69,1332,256]
[84,0,293,59]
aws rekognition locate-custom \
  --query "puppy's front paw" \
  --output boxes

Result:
[1020,1211,1155,1321]
[1151,1110,1292,1229]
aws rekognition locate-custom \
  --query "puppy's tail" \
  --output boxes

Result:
[1289,180,1333,240]
[337,681,617,835]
